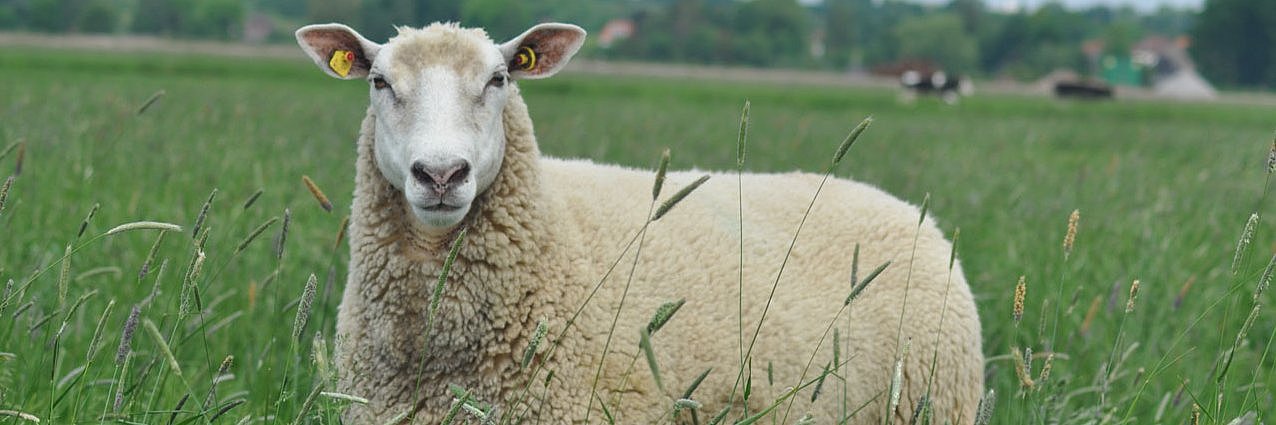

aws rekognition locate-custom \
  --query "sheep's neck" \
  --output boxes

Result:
[349,90,577,381]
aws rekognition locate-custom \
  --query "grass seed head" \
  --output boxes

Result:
[292,274,318,344]
[0,278,12,314]
[917,192,930,226]
[845,260,890,306]
[138,231,166,281]
[681,368,712,400]
[192,189,217,239]
[115,305,140,365]
[1256,254,1275,301]
[653,174,710,221]
[1013,276,1026,324]
[143,318,181,376]
[57,244,72,307]
[303,175,333,212]
[1012,346,1035,389]
[1080,295,1101,337]
[673,398,702,413]
[810,361,830,402]
[334,215,350,250]
[646,298,686,336]
[77,203,100,240]
[1064,209,1079,259]
[1125,279,1140,314]
[1174,275,1196,310]
[274,208,291,260]
[1038,352,1055,384]
[136,90,165,115]
[888,355,904,414]
[832,116,873,166]
[313,331,332,382]
[1267,134,1276,174]
[235,216,278,255]
[652,148,670,200]
[1232,213,1259,277]
[0,410,40,423]
[320,392,369,405]
[206,355,234,407]
[241,188,264,210]
[0,175,14,216]
[1234,303,1261,348]
[106,221,182,236]
[521,319,548,369]
[974,389,996,425]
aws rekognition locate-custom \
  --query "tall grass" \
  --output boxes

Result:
[1,47,1274,424]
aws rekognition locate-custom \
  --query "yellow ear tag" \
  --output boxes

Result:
[513,46,537,71]
[330,50,355,77]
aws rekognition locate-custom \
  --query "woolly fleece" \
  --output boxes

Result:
[332,23,983,424]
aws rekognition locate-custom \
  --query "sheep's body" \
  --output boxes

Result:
[316,23,983,425]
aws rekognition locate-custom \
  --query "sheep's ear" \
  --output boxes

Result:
[499,23,586,80]
[296,23,381,80]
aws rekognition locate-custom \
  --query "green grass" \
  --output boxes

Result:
[1,46,1274,423]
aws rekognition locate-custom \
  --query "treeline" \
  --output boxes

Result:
[603,0,1195,78]
[0,0,1271,88]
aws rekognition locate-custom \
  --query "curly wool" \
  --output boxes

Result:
[334,29,983,425]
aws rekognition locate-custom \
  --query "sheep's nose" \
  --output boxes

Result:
[411,159,471,193]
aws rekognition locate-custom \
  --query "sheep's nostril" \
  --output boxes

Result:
[410,161,432,186]
[447,162,470,185]
[411,159,470,193]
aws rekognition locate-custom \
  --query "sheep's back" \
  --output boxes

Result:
[540,157,982,423]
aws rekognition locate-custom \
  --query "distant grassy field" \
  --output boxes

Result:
[1,47,1273,424]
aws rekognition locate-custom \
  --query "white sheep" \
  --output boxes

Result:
[295,22,983,424]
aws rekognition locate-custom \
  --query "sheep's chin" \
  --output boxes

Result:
[408,202,471,230]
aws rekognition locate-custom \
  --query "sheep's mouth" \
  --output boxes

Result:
[419,202,463,212]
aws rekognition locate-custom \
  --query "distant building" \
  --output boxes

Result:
[598,19,635,48]
[1084,35,1216,100]
[243,13,273,44]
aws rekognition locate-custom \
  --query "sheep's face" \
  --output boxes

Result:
[297,22,586,230]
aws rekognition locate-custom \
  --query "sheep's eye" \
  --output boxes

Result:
[487,74,506,88]
[372,77,389,90]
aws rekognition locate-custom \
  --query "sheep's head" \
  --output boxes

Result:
[296,22,586,230]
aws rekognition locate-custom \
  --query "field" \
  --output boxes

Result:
[1,46,1274,424]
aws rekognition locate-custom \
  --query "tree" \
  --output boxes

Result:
[186,0,244,39]
[360,0,414,41]
[731,0,810,67]
[133,0,187,35]
[308,0,361,28]
[824,0,856,69]
[77,0,120,33]
[1192,0,1276,88]
[894,13,978,74]
[417,0,461,24]
[947,0,982,34]
[28,0,83,32]
[460,0,529,40]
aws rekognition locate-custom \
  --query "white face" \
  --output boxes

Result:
[297,22,586,231]
[365,44,511,229]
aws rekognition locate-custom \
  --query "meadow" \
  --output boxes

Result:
[0,46,1273,424]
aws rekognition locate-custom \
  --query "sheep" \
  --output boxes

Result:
[295,21,983,424]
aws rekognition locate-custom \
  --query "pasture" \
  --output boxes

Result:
[0,46,1273,423]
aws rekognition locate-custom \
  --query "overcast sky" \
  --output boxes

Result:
[917,0,1204,12]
